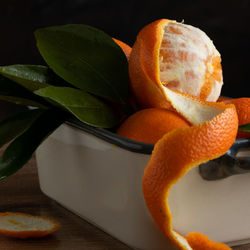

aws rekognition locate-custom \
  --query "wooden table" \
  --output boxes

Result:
[0,148,132,250]
[0,103,249,250]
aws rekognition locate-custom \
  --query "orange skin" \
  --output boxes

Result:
[0,212,61,239]
[117,108,190,144]
[113,38,132,60]
[129,19,169,109]
[143,103,238,249]
[222,98,250,138]
[186,232,231,250]
[217,96,230,102]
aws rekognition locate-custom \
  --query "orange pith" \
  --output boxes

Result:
[129,19,223,110]
[116,108,190,144]
[142,88,238,249]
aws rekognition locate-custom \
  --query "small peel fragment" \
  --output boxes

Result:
[142,88,238,249]
[221,97,250,138]
[113,38,132,60]
[0,212,61,239]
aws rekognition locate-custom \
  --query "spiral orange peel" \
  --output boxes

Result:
[142,88,238,249]
[186,232,231,250]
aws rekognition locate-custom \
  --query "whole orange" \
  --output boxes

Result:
[116,108,190,144]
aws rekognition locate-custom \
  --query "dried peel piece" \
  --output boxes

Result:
[142,88,238,249]
[0,212,61,239]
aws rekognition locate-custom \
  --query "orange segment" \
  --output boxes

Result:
[116,108,190,144]
[142,88,238,249]
[129,19,223,109]
[0,212,61,239]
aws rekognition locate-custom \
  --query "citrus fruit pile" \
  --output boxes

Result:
[117,19,250,250]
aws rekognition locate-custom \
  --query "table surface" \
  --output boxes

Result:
[0,104,249,250]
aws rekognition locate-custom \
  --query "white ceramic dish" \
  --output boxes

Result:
[36,123,250,250]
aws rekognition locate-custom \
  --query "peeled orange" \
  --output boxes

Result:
[129,19,223,109]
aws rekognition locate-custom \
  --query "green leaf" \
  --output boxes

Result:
[0,75,48,108]
[238,123,250,133]
[0,65,49,91]
[0,109,64,181]
[0,64,70,92]
[34,24,129,105]
[0,109,44,148]
[35,86,118,128]
[0,96,48,108]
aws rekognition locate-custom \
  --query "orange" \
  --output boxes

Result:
[128,19,223,109]
[116,108,190,144]
[142,88,238,249]
[222,98,250,138]
[0,212,61,239]
[113,38,132,60]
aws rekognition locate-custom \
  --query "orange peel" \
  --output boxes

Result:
[222,97,250,138]
[129,19,223,109]
[186,232,231,250]
[142,88,238,249]
[0,212,61,239]
[113,38,132,60]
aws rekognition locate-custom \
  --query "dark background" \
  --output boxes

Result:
[0,0,249,98]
